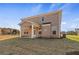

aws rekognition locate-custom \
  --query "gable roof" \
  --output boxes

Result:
[21,10,62,20]
[20,10,62,25]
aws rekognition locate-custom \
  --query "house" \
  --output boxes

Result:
[19,10,62,38]
[0,28,20,35]
[0,28,2,35]
[60,31,66,38]
[75,28,79,35]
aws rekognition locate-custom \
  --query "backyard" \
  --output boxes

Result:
[66,35,79,41]
[0,35,79,55]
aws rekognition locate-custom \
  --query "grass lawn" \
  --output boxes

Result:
[66,35,79,41]
[0,35,79,55]
[0,35,19,41]
[0,37,65,55]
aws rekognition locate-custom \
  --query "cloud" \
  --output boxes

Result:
[70,24,79,29]
[59,4,70,10]
[49,4,56,11]
[49,4,70,11]
[74,18,79,21]
[70,24,77,28]
[31,4,42,15]
[22,4,43,18]
[49,4,62,11]
[61,21,67,25]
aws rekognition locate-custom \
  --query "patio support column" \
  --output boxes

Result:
[31,23,34,38]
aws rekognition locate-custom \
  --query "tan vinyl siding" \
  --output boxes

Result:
[20,10,62,38]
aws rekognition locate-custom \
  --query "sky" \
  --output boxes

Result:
[0,3,79,31]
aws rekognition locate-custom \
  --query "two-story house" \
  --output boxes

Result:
[19,10,62,38]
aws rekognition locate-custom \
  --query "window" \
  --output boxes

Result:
[34,30,35,35]
[26,32,28,34]
[39,31,42,34]
[53,31,56,35]
[42,17,44,21]
[24,32,28,34]
[29,26,31,28]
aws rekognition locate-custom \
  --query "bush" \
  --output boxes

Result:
[67,31,77,35]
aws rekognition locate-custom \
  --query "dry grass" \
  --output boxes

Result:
[0,35,19,41]
[66,35,79,41]
[0,37,79,55]
[0,38,65,55]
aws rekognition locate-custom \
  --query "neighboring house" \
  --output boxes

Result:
[0,28,2,35]
[60,31,66,38]
[19,10,62,38]
[0,28,20,35]
[75,28,79,35]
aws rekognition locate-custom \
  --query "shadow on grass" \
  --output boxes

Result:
[64,38,79,55]
[65,38,79,44]
[66,51,79,55]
